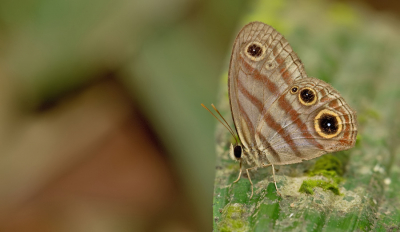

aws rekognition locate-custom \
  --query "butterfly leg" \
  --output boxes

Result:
[262,164,281,196]
[271,164,281,196]
[246,167,256,199]
[233,161,242,183]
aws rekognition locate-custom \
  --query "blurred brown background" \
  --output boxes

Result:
[0,0,398,231]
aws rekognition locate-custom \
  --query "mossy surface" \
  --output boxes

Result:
[299,154,344,195]
[217,203,249,232]
[299,179,341,195]
[308,154,344,177]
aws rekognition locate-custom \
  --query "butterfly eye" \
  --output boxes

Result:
[299,87,317,105]
[314,109,342,138]
[244,42,266,61]
[233,145,242,159]
[290,86,299,94]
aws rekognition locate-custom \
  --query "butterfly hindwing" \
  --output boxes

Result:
[258,78,357,165]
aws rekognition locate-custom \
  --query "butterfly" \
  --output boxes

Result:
[203,21,357,198]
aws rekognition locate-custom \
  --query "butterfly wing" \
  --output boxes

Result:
[229,22,357,166]
[228,22,307,149]
[228,22,307,162]
[257,77,357,165]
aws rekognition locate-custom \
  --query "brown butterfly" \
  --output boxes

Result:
[204,21,357,198]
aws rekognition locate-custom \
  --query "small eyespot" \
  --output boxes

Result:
[314,109,342,138]
[234,145,242,159]
[299,87,317,105]
[290,86,299,94]
[244,42,266,61]
[265,60,276,70]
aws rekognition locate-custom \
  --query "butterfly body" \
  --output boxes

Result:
[227,22,357,197]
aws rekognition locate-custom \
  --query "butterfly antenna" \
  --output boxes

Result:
[211,104,238,138]
[201,103,236,138]
[201,103,239,145]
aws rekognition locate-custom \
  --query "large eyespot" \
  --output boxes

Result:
[290,86,299,94]
[244,42,266,61]
[299,87,317,105]
[314,109,342,138]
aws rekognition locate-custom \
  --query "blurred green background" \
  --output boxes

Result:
[0,0,399,231]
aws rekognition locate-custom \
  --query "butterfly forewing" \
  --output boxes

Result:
[228,22,357,166]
